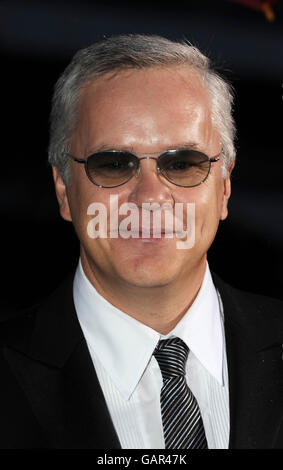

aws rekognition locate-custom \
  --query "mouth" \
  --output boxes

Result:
[118,229,183,241]
[137,230,170,239]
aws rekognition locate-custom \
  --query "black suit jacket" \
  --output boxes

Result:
[0,271,283,449]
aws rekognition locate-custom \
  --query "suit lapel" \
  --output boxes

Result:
[4,272,121,449]
[214,274,283,449]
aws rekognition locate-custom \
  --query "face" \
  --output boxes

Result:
[53,66,232,290]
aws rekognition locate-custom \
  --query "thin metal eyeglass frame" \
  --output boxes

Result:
[65,149,221,188]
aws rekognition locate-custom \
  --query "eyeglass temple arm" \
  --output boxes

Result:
[209,148,223,163]
[65,153,86,164]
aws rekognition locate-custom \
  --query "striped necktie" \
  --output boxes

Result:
[153,337,208,449]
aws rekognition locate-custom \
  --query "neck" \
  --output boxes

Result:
[80,251,206,335]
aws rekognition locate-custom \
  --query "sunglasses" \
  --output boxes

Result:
[66,148,221,188]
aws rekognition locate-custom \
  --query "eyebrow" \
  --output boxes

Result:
[85,141,201,155]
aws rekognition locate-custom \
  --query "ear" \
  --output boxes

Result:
[220,162,234,221]
[52,166,72,222]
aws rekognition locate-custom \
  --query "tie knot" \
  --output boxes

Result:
[153,337,189,380]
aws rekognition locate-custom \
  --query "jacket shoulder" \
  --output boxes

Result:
[0,305,39,349]
[212,272,283,347]
[0,269,76,352]
[213,272,283,316]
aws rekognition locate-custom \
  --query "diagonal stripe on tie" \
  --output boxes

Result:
[153,337,208,449]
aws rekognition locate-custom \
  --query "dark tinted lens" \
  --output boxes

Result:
[86,152,137,187]
[159,149,210,187]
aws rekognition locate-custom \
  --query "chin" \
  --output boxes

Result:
[117,260,179,288]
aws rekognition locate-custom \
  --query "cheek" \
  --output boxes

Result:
[198,183,226,238]
[174,180,224,235]
[67,171,130,243]
[66,171,98,239]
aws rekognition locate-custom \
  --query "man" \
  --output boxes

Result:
[1,34,283,449]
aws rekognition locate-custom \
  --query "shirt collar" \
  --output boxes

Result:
[73,259,223,400]
[166,265,223,386]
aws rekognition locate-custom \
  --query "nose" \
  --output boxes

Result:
[128,157,175,208]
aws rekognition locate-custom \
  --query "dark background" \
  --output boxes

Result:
[1,0,283,313]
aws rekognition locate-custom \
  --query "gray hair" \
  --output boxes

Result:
[48,34,236,183]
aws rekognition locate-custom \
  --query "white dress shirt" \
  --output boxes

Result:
[73,259,230,449]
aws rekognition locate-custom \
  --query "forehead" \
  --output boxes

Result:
[74,66,215,152]
[79,66,210,115]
